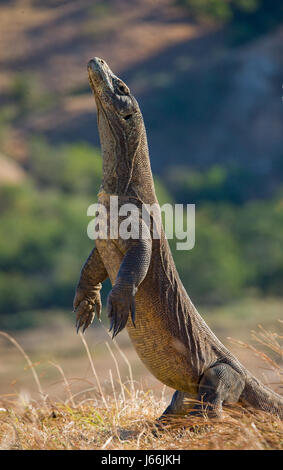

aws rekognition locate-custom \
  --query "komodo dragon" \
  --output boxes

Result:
[73,57,283,421]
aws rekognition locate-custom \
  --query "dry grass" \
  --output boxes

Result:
[0,327,282,450]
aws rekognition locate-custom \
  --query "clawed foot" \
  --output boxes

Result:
[107,285,137,338]
[73,288,102,333]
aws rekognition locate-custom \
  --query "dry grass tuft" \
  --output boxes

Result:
[0,326,282,450]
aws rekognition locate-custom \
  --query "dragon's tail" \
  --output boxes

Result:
[240,374,283,419]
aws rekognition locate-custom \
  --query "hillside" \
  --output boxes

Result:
[1,0,282,186]
[0,0,199,159]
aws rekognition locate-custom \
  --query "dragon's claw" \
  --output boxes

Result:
[73,291,102,334]
[107,286,136,338]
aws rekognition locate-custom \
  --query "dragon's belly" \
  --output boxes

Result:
[96,239,198,395]
[126,286,198,394]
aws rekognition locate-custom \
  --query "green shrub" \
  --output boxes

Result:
[176,0,283,43]
[10,73,56,116]
[1,137,283,321]
[171,206,249,304]
[0,182,93,314]
[28,137,102,195]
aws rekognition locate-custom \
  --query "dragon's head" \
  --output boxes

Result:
[88,58,156,201]
[88,57,142,130]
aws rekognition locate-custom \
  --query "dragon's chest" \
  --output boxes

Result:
[96,239,123,284]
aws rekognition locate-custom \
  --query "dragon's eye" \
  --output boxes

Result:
[117,82,129,95]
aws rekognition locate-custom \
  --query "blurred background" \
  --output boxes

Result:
[0,0,282,402]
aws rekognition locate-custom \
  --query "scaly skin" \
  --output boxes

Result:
[73,58,283,420]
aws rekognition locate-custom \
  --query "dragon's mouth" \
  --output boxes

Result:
[87,57,110,93]
[87,57,105,73]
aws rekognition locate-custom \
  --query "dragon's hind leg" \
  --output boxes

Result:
[158,363,245,424]
[192,363,245,418]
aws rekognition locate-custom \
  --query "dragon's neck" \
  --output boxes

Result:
[98,106,157,205]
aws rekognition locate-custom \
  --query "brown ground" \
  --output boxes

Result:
[0,301,282,450]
